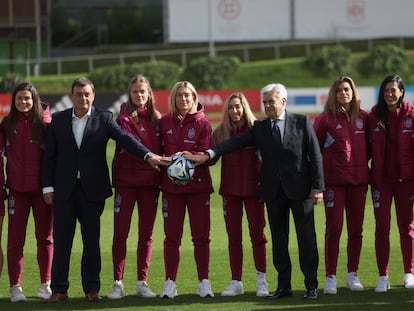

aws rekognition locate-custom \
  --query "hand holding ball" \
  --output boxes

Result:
[167,155,195,183]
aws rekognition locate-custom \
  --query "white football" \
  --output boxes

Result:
[167,155,195,182]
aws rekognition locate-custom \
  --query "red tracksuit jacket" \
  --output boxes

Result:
[368,101,414,188]
[216,124,261,197]
[159,103,213,194]
[112,104,162,188]
[0,103,51,193]
[313,110,369,186]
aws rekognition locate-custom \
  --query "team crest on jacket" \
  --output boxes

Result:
[326,188,334,201]
[355,118,363,129]
[403,117,412,129]
[188,128,195,139]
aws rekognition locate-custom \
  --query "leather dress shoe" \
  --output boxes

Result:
[304,288,318,300]
[85,292,102,302]
[45,293,68,303]
[266,288,293,299]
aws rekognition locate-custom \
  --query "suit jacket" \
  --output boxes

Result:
[42,106,150,202]
[212,111,325,201]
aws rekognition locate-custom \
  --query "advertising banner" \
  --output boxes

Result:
[0,93,12,116]
[0,86,385,118]
[0,87,374,118]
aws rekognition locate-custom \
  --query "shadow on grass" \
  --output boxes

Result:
[0,286,413,311]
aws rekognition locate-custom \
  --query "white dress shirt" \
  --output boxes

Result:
[72,109,91,148]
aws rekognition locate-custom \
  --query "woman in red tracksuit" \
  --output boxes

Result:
[108,75,162,299]
[368,74,414,292]
[0,155,5,280]
[159,81,214,298]
[212,93,268,297]
[314,76,369,295]
[0,82,53,302]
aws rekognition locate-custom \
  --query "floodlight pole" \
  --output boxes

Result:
[208,0,216,57]
[35,0,41,76]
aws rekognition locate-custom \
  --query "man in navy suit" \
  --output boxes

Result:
[42,77,167,303]
[185,83,324,300]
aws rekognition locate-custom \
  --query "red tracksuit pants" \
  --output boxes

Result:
[111,187,159,281]
[7,190,53,286]
[371,180,414,276]
[324,184,367,276]
[222,195,267,280]
[162,192,211,281]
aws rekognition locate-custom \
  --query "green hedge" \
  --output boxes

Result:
[359,44,410,76]
[305,45,351,76]
[87,56,241,92]
[180,55,240,90]
[88,61,182,92]
[0,73,25,93]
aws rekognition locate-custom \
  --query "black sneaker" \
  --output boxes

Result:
[304,289,318,300]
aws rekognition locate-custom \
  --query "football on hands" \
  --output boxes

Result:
[167,155,195,183]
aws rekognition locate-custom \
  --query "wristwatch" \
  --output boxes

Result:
[144,152,153,162]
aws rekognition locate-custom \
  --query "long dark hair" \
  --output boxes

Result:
[375,74,405,138]
[6,82,46,145]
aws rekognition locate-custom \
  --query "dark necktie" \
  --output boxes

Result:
[272,120,282,146]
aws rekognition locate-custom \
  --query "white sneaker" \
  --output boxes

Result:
[136,281,156,298]
[375,276,390,292]
[160,279,178,298]
[256,280,269,297]
[107,280,125,299]
[323,275,337,294]
[404,273,414,288]
[346,272,364,291]
[221,280,244,296]
[37,282,52,299]
[197,279,214,297]
[10,285,26,303]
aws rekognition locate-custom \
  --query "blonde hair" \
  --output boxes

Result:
[213,92,256,144]
[168,81,198,115]
[325,76,361,122]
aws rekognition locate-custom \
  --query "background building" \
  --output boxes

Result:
[1,0,413,76]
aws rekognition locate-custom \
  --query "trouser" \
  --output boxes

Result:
[266,188,319,291]
[324,184,367,276]
[222,195,267,280]
[372,180,414,276]
[51,181,104,294]
[7,190,53,286]
[162,192,211,281]
[111,187,159,281]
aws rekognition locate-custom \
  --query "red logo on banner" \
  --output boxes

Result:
[218,0,241,20]
[347,0,365,24]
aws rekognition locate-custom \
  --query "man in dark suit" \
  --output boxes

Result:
[42,77,167,303]
[185,83,324,300]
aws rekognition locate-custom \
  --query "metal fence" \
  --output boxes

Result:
[1,37,412,77]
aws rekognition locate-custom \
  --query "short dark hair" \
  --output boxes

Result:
[71,77,95,94]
